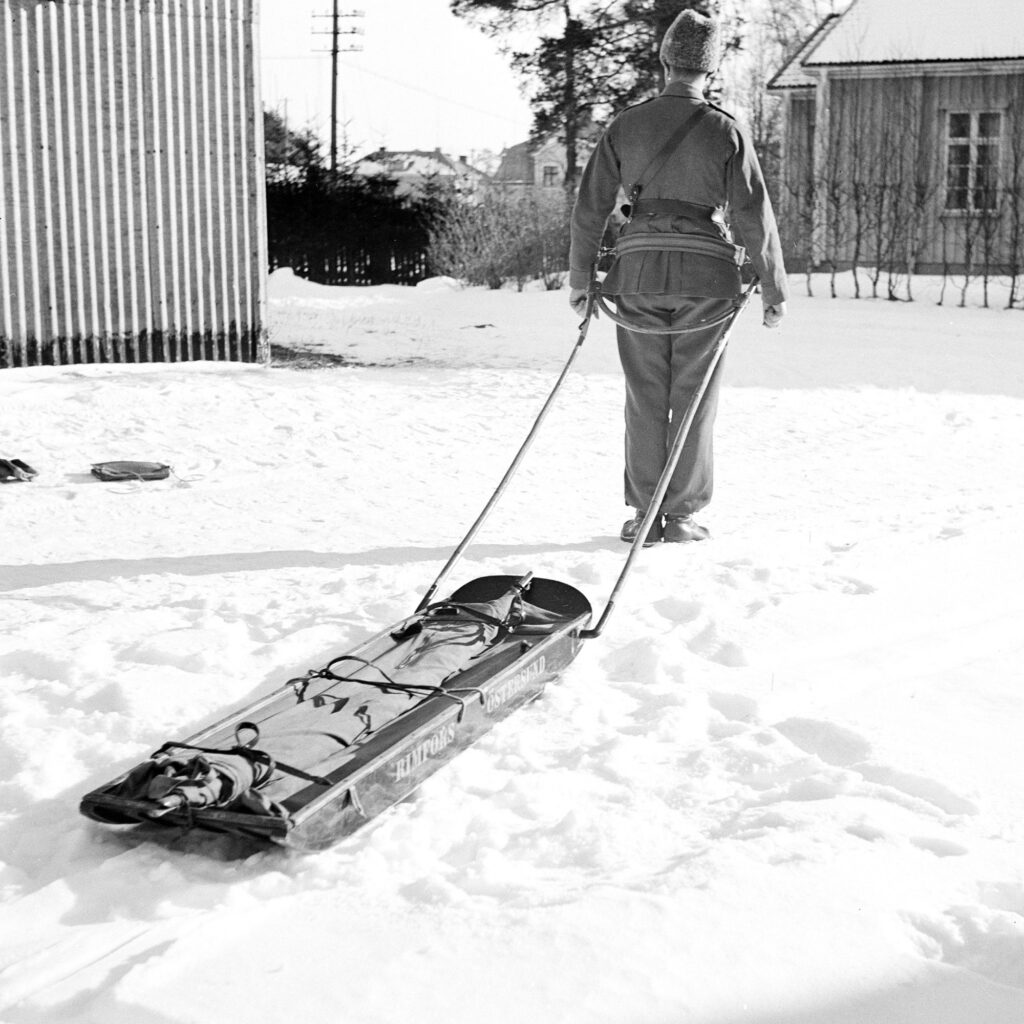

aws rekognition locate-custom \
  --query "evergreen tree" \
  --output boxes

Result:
[451,1,598,191]
[263,108,324,185]
[451,1,744,191]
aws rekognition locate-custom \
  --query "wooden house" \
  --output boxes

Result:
[768,0,1024,278]
[492,136,594,196]
[0,0,267,368]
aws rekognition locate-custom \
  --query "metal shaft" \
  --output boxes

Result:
[580,284,756,639]
[416,290,598,613]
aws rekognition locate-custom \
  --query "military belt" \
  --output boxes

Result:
[614,232,746,267]
[628,198,718,220]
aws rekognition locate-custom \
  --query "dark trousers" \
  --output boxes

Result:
[614,294,735,518]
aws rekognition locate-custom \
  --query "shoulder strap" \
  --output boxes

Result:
[625,103,711,213]
[705,100,735,121]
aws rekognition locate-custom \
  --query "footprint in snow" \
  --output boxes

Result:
[909,835,969,857]
[822,574,876,595]
[775,717,979,817]
[708,691,759,724]
[978,881,1024,916]
[651,596,702,623]
[857,764,980,817]
[685,621,748,667]
[774,717,873,767]
[910,904,1024,990]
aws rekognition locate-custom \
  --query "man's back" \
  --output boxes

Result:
[601,84,738,210]
[569,79,787,306]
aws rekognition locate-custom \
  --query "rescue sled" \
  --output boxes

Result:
[80,573,590,851]
[80,277,756,852]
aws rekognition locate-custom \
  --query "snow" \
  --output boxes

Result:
[805,0,1024,65]
[2,269,1024,1023]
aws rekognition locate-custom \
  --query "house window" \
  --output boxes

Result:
[541,165,559,188]
[945,111,1001,212]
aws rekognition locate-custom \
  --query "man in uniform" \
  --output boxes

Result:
[568,9,788,545]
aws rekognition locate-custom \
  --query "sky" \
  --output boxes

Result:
[259,0,536,162]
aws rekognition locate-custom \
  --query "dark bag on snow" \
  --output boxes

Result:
[91,460,171,482]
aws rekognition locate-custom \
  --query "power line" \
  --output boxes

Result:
[337,60,529,127]
[313,6,365,175]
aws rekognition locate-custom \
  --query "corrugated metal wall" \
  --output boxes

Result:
[0,0,267,368]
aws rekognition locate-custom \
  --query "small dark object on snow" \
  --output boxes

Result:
[0,458,37,482]
[91,461,170,482]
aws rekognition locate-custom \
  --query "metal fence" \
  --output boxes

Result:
[0,0,267,368]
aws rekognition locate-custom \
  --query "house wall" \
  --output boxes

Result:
[532,138,569,192]
[923,71,1024,273]
[776,65,1024,276]
[805,67,1024,274]
[0,0,267,368]
[776,92,816,268]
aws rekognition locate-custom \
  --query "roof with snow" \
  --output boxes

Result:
[492,141,534,185]
[768,14,841,89]
[811,0,1024,65]
[773,0,1024,81]
[358,149,485,178]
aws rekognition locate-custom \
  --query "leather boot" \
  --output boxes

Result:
[620,509,662,546]
[662,514,710,543]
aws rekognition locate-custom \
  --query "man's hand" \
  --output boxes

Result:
[762,301,786,329]
[569,288,589,318]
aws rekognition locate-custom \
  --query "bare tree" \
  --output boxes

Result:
[1003,79,1024,310]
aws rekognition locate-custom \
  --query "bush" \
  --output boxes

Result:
[428,190,570,291]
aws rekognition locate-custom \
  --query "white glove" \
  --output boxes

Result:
[568,288,589,317]
[763,301,786,328]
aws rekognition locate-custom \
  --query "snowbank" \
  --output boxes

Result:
[1,277,1022,1023]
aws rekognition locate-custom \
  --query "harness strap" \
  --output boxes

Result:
[624,104,711,219]
[629,198,718,219]
[595,292,745,335]
[615,231,746,267]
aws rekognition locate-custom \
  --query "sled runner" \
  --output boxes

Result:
[80,277,755,851]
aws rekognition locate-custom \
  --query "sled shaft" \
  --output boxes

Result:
[582,283,756,639]
[417,290,598,612]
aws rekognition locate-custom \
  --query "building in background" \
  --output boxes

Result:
[492,136,595,196]
[769,0,1024,277]
[0,0,266,368]
[354,148,489,199]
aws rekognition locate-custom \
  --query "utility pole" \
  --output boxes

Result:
[314,5,365,177]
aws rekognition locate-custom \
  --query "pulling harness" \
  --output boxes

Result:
[594,103,751,335]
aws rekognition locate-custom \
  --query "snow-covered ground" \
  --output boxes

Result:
[1,270,1023,1023]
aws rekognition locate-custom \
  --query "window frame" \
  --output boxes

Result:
[540,164,560,188]
[944,109,1003,215]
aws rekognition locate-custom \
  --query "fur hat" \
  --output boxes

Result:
[659,10,722,72]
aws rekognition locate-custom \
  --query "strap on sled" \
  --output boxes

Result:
[313,654,487,724]
[155,721,334,789]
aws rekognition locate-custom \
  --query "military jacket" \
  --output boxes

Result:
[569,81,789,306]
